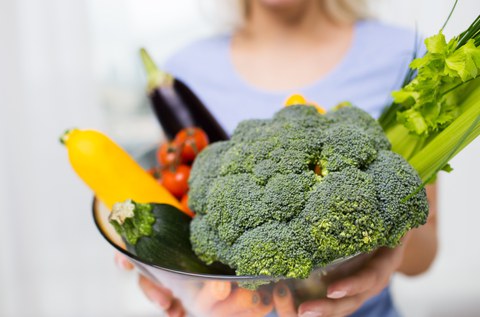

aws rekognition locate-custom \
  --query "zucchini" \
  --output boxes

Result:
[109,199,232,274]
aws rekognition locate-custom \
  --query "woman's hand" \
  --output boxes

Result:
[298,235,410,317]
[138,276,273,317]
[138,275,186,317]
[116,253,272,316]
[115,253,185,316]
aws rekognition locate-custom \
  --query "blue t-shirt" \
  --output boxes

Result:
[165,19,417,317]
[165,20,419,135]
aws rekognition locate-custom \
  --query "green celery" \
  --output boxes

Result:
[379,13,480,183]
[409,83,480,181]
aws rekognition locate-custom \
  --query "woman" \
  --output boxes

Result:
[119,0,438,316]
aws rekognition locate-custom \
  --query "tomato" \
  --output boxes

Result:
[174,127,209,163]
[160,165,191,198]
[180,194,195,218]
[156,141,180,167]
[284,94,307,106]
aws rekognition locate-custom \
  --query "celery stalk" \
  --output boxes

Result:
[409,87,480,181]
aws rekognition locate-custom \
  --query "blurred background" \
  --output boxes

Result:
[0,0,479,316]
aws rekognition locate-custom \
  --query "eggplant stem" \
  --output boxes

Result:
[139,48,174,93]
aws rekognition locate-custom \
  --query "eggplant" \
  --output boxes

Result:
[140,48,229,142]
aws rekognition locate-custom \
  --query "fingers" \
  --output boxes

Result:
[210,287,265,317]
[327,246,405,299]
[326,265,379,299]
[166,299,186,317]
[298,246,408,317]
[254,289,274,316]
[194,281,232,312]
[299,294,366,317]
[138,275,175,311]
[273,282,297,317]
[114,252,134,271]
[229,289,273,317]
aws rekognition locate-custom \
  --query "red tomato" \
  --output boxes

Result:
[180,194,195,218]
[174,127,209,163]
[161,165,191,198]
[156,141,180,167]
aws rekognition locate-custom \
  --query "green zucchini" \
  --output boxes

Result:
[109,200,232,274]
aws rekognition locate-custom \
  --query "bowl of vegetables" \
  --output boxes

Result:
[90,102,433,317]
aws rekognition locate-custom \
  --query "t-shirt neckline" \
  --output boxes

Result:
[222,20,367,97]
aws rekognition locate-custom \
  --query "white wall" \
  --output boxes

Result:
[0,0,479,316]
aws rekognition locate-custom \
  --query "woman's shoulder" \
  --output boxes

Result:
[359,19,417,39]
[164,34,231,80]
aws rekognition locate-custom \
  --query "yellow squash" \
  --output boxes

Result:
[61,128,184,212]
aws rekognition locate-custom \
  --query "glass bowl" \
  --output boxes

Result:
[92,147,374,316]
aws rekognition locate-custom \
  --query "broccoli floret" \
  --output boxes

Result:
[305,168,378,216]
[231,119,275,142]
[270,148,313,174]
[327,105,391,151]
[219,143,256,175]
[205,174,269,245]
[188,141,231,214]
[230,222,313,278]
[366,150,429,246]
[252,159,279,184]
[190,215,229,264]
[274,104,327,124]
[263,172,317,221]
[189,104,429,281]
[320,125,378,173]
[301,168,387,265]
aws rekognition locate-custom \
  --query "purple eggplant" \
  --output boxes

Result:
[140,48,229,142]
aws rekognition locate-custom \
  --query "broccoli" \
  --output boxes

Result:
[300,167,387,266]
[366,150,429,246]
[320,125,378,173]
[188,104,429,280]
[188,141,231,213]
[326,105,391,151]
[230,221,314,278]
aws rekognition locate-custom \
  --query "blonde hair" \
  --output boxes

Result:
[203,0,370,31]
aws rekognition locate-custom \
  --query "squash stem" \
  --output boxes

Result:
[59,128,76,145]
